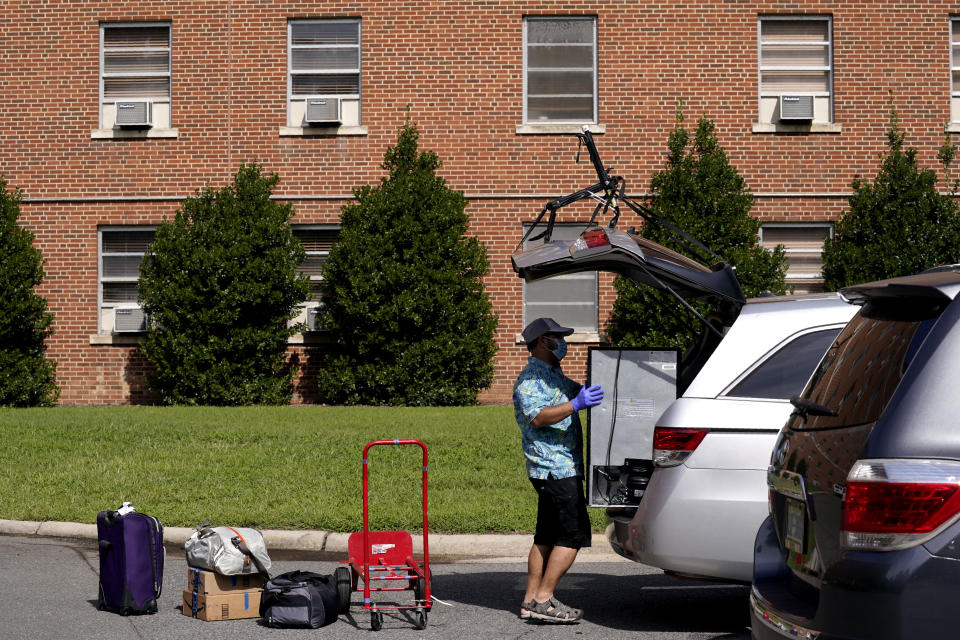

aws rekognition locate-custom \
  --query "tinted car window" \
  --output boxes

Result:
[791,311,936,430]
[726,328,841,400]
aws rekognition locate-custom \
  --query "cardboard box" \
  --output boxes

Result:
[187,567,265,594]
[182,589,262,621]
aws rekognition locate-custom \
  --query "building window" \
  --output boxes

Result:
[291,225,339,333]
[522,224,598,334]
[523,16,597,124]
[288,19,361,128]
[292,226,339,300]
[951,18,960,122]
[758,16,832,124]
[97,226,338,336]
[99,23,171,130]
[759,223,833,294]
[99,227,155,333]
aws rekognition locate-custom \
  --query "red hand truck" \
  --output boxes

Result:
[336,439,432,631]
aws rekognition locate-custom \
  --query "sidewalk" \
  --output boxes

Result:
[0,518,623,563]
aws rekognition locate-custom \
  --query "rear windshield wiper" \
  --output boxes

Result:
[790,395,838,419]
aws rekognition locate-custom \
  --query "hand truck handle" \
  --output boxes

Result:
[362,439,427,458]
[361,440,430,607]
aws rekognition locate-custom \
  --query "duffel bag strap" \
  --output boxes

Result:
[228,527,271,581]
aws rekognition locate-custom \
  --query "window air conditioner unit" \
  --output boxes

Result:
[304,98,341,125]
[115,101,153,128]
[112,304,148,333]
[779,95,814,121]
[306,305,324,332]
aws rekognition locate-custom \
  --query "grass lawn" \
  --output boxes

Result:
[0,406,608,534]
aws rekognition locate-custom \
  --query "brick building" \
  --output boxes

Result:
[2,2,959,405]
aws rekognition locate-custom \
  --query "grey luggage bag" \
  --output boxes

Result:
[184,522,271,577]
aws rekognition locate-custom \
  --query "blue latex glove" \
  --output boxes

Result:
[571,384,604,411]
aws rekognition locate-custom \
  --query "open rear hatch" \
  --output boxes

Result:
[512,225,745,305]
[512,223,746,387]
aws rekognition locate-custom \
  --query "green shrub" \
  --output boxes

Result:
[316,120,498,405]
[138,164,310,405]
[606,111,787,349]
[821,107,960,289]
[0,176,58,406]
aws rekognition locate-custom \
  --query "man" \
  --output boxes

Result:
[513,317,604,624]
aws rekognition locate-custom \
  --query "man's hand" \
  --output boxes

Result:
[571,384,604,411]
[530,384,605,427]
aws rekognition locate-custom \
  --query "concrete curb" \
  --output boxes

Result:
[0,519,41,536]
[0,519,621,562]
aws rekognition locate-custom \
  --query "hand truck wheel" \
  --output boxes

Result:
[335,566,352,614]
[371,611,383,631]
[415,609,428,630]
[412,567,432,603]
[413,576,425,603]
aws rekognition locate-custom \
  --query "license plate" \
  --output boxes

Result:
[784,498,805,553]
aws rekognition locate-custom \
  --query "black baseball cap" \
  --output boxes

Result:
[522,317,574,343]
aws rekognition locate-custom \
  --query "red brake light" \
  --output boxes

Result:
[582,228,610,248]
[653,427,709,451]
[842,459,960,550]
[652,427,709,467]
[843,482,960,534]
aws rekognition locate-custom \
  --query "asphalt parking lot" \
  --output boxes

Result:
[0,534,750,639]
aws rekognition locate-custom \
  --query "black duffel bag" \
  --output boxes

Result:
[260,570,340,628]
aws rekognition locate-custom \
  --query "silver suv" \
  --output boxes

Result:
[606,292,855,581]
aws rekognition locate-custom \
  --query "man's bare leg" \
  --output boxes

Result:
[523,543,551,604]
[533,545,577,603]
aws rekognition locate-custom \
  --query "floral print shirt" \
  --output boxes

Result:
[513,356,584,479]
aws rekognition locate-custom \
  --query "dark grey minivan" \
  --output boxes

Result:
[751,269,960,639]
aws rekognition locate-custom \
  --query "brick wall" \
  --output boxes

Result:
[3,2,957,404]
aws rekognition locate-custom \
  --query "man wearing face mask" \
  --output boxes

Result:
[513,317,604,624]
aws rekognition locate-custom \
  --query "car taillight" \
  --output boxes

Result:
[571,228,611,255]
[842,459,960,551]
[652,427,709,467]
[582,228,610,248]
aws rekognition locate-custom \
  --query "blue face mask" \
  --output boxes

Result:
[550,337,568,361]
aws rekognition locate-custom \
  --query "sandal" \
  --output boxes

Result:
[528,597,582,623]
[520,599,536,619]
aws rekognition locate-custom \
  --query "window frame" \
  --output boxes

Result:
[522,15,598,125]
[97,226,156,334]
[757,14,834,124]
[951,16,960,121]
[286,18,362,129]
[96,225,339,338]
[521,223,599,335]
[98,21,172,131]
[292,224,340,302]
[759,222,833,291]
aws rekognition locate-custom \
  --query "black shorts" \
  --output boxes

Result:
[530,475,592,550]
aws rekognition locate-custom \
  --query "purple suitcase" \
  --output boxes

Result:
[97,508,164,615]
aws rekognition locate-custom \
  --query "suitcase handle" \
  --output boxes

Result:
[98,539,112,551]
